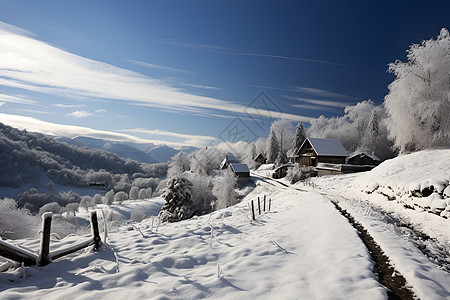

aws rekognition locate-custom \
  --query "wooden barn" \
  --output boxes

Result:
[228,163,250,179]
[347,152,381,166]
[295,138,348,167]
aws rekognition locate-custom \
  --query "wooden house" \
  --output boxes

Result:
[295,138,348,167]
[315,162,374,176]
[272,164,293,179]
[220,153,239,170]
[347,152,381,166]
[228,163,250,179]
[254,153,266,165]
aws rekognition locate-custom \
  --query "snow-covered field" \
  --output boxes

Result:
[0,149,449,299]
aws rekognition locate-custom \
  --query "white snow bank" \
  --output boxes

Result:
[354,149,450,216]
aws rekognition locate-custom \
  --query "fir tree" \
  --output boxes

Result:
[266,127,279,163]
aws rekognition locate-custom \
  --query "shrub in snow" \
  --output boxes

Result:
[129,186,139,200]
[160,176,195,222]
[130,209,146,222]
[114,191,128,204]
[212,170,237,210]
[286,164,315,184]
[104,190,114,206]
[0,198,40,239]
[384,28,450,152]
[146,187,153,198]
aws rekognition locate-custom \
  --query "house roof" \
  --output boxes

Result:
[229,163,250,173]
[348,152,381,162]
[300,138,348,157]
[220,153,240,169]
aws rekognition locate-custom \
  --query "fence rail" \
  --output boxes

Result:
[0,211,102,267]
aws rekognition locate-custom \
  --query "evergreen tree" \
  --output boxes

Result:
[266,127,279,163]
[361,110,380,155]
[160,176,194,222]
[294,122,306,150]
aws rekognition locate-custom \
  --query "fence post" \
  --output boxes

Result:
[269,198,271,211]
[263,195,266,212]
[38,212,52,266]
[258,197,261,215]
[250,200,256,221]
[90,211,102,251]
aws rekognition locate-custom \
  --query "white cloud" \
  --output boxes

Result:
[66,110,92,118]
[181,83,220,90]
[284,96,352,108]
[0,113,201,147]
[295,87,357,101]
[0,94,38,105]
[0,22,312,123]
[0,102,4,106]
[127,59,192,74]
[54,103,84,108]
[122,128,216,141]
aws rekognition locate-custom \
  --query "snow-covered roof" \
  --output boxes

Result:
[348,152,381,162]
[220,153,240,169]
[229,163,250,173]
[302,138,348,157]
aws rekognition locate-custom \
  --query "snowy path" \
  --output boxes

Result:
[0,180,386,299]
[308,176,450,300]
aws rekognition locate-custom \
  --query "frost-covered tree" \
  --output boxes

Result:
[360,110,380,155]
[0,198,39,239]
[212,170,237,210]
[138,188,147,199]
[93,193,103,204]
[104,190,114,206]
[384,28,450,152]
[38,202,61,216]
[271,119,294,156]
[114,191,128,204]
[167,151,190,178]
[146,187,153,198]
[266,127,279,164]
[189,174,215,214]
[160,176,194,222]
[64,202,79,216]
[79,196,95,211]
[129,186,139,200]
[293,122,307,150]
[190,148,224,176]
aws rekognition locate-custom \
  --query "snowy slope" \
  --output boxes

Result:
[0,182,387,299]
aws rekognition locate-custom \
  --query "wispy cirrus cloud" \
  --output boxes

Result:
[0,93,38,105]
[0,113,201,147]
[126,59,192,74]
[283,96,353,108]
[0,22,311,122]
[162,40,368,70]
[245,84,358,102]
[122,128,217,148]
[53,103,84,108]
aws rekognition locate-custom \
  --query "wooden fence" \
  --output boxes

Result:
[248,195,271,221]
[0,211,102,267]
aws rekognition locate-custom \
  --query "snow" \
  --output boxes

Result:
[1,149,449,299]
[0,182,386,299]
[306,137,349,157]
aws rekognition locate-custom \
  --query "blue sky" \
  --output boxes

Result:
[1,0,450,148]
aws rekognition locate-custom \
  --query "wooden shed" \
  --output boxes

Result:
[254,153,266,165]
[347,152,381,166]
[272,164,293,179]
[220,153,239,170]
[295,138,348,167]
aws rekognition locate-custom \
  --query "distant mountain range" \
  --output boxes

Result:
[57,136,197,163]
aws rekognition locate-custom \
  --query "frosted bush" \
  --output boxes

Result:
[130,209,146,222]
[0,198,40,239]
